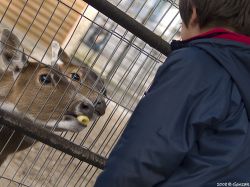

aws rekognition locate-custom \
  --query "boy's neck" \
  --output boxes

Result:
[171,27,250,51]
[183,27,236,41]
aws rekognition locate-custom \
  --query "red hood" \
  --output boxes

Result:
[185,28,250,45]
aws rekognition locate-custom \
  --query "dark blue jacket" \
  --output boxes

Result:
[94,30,250,187]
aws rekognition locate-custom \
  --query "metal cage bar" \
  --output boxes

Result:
[72,0,172,56]
[0,108,106,169]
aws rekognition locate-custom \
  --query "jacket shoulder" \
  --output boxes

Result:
[168,47,217,68]
[162,46,231,83]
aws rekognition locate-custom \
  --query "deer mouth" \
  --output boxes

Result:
[64,113,90,125]
[56,113,92,132]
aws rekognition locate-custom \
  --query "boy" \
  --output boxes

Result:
[94,0,250,186]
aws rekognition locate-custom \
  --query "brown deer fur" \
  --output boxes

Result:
[0,28,106,166]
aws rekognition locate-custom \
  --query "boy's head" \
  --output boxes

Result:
[179,0,250,39]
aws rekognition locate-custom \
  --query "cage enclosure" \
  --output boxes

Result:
[0,0,180,186]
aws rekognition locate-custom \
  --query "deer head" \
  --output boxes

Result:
[0,28,107,166]
[51,41,107,119]
[0,29,105,132]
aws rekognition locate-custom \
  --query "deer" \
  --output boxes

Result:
[0,28,107,166]
[52,40,107,118]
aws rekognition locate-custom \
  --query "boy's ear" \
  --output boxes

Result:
[189,7,199,27]
[0,29,28,77]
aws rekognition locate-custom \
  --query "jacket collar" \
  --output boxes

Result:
[171,28,250,51]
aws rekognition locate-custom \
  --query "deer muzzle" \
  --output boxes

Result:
[63,100,95,128]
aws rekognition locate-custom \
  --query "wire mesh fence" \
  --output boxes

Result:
[0,0,180,186]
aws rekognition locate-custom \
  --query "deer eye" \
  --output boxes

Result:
[71,73,80,81]
[39,74,52,84]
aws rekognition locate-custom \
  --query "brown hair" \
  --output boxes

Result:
[179,0,250,36]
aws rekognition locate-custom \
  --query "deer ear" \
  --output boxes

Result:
[51,40,60,66]
[52,42,72,71]
[0,29,27,73]
[51,40,71,71]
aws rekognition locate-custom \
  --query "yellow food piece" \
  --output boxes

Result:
[77,115,90,126]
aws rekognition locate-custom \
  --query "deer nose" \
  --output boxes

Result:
[75,101,95,118]
[95,98,106,116]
